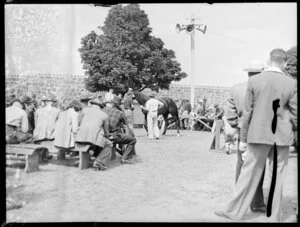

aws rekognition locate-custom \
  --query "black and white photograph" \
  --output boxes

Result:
[4,2,297,223]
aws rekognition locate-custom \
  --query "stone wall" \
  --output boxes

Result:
[5,74,230,107]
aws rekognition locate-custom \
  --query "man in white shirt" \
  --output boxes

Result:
[141,92,164,140]
[6,98,32,144]
[104,88,115,108]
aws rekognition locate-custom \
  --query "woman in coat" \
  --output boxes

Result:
[54,100,81,150]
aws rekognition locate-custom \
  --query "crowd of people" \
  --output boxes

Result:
[5,48,298,221]
[5,88,138,170]
[175,98,225,132]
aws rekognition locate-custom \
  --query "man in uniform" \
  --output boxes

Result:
[141,92,164,140]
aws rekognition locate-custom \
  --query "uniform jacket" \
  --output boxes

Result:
[54,108,78,149]
[75,106,109,148]
[240,67,297,145]
[226,82,247,129]
[33,105,60,141]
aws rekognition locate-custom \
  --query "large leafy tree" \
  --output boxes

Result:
[78,4,187,94]
[285,46,297,79]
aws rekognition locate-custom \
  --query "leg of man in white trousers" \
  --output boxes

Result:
[147,112,154,139]
[220,143,289,221]
[152,114,160,139]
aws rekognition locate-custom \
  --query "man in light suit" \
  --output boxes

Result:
[216,49,297,221]
[225,61,266,213]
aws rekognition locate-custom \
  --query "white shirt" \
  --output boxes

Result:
[6,106,28,133]
[105,92,115,102]
[145,98,164,113]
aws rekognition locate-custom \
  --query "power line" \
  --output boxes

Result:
[206,28,265,45]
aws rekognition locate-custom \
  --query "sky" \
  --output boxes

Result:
[73,3,297,87]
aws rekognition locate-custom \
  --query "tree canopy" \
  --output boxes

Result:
[78,4,187,94]
[285,46,297,79]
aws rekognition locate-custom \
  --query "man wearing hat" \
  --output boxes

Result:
[33,94,60,143]
[75,94,113,170]
[141,92,164,140]
[222,60,266,213]
[107,96,137,164]
[217,49,297,221]
[6,98,32,144]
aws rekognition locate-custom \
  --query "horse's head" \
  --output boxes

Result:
[133,91,150,106]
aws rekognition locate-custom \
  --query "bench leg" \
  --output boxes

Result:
[111,147,116,161]
[57,149,66,160]
[79,151,89,170]
[25,153,39,173]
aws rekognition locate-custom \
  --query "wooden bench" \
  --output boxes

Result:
[6,144,48,173]
[75,143,92,170]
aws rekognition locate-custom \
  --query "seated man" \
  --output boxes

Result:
[75,94,112,171]
[6,98,32,144]
[21,95,35,135]
[107,96,137,164]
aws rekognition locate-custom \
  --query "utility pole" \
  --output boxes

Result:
[176,13,207,107]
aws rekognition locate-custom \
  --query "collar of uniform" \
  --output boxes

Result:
[263,66,284,74]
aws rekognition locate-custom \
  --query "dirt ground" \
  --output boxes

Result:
[5,129,298,223]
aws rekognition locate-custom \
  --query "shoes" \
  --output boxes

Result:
[155,137,159,140]
[93,163,108,171]
[69,151,79,157]
[250,206,266,213]
[42,155,53,162]
[214,211,231,220]
[121,159,134,164]
[47,155,53,160]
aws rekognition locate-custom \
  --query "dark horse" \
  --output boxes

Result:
[133,91,180,136]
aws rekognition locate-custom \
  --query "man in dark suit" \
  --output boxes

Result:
[225,61,266,213]
[216,49,297,221]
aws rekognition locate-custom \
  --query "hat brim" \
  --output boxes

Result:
[243,68,263,72]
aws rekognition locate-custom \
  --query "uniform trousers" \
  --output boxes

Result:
[222,143,289,221]
[147,111,160,139]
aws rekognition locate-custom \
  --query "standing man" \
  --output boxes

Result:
[216,49,297,221]
[6,98,32,144]
[225,61,266,212]
[104,88,115,109]
[141,92,164,140]
[75,94,112,171]
[123,88,135,129]
[107,96,137,164]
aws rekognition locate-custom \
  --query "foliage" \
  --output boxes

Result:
[285,46,297,79]
[78,4,187,94]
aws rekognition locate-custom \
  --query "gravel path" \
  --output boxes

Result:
[6,129,298,222]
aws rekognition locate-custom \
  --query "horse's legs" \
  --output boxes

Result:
[162,113,169,135]
[143,113,148,134]
[172,112,180,136]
